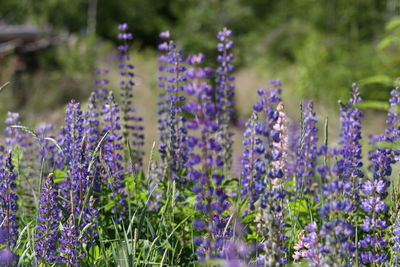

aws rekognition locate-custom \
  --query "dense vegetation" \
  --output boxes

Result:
[2,0,400,108]
[1,22,400,266]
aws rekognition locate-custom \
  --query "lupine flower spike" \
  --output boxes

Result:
[184,53,231,261]
[58,214,82,266]
[156,32,189,185]
[216,27,235,172]
[117,23,145,172]
[35,173,61,264]
[0,153,19,267]
[257,98,289,266]
[296,101,318,195]
[102,92,128,223]
[242,81,288,265]
[241,112,264,212]
[0,153,19,248]
[86,72,109,197]
[317,84,363,266]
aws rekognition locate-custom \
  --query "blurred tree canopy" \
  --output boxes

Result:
[1,0,400,106]
[0,0,391,47]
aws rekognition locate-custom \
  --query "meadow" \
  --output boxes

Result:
[1,23,400,267]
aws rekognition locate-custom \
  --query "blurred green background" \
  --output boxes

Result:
[1,0,400,136]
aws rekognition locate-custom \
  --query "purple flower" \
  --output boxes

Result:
[295,101,318,194]
[217,27,232,42]
[116,23,144,172]
[370,88,400,144]
[86,75,110,198]
[385,87,400,142]
[242,82,288,265]
[241,84,286,214]
[0,154,18,248]
[86,74,109,153]
[60,100,99,248]
[292,223,327,266]
[215,27,235,170]
[184,52,231,260]
[318,219,355,264]
[159,30,170,39]
[241,113,264,210]
[61,101,87,209]
[58,215,82,266]
[35,173,61,263]
[117,33,133,40]
[0,227,10,245]
[333,83,364,200]
[361,180,374,195]
[317,84,364,265]
[156,35,189,186]
[0,247,18,266]
[392,212,400,264]
[62,101,85,171]
[146,162,164,212]
[222,240,252,267]
[358,87,398,264]
[118,23,128,31]
[102,92,128,223]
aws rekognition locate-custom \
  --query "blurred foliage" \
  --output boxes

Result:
[1,0,400,107]
[0,35,107,118]
[24,34,109,110]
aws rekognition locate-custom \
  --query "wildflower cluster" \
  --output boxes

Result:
[3,23,400,267]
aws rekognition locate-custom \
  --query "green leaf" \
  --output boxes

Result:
[53,170,67,183]
[356,100,389,111]
[386,17,400,31]
[378,36,395,49]
[360,75,392,86]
